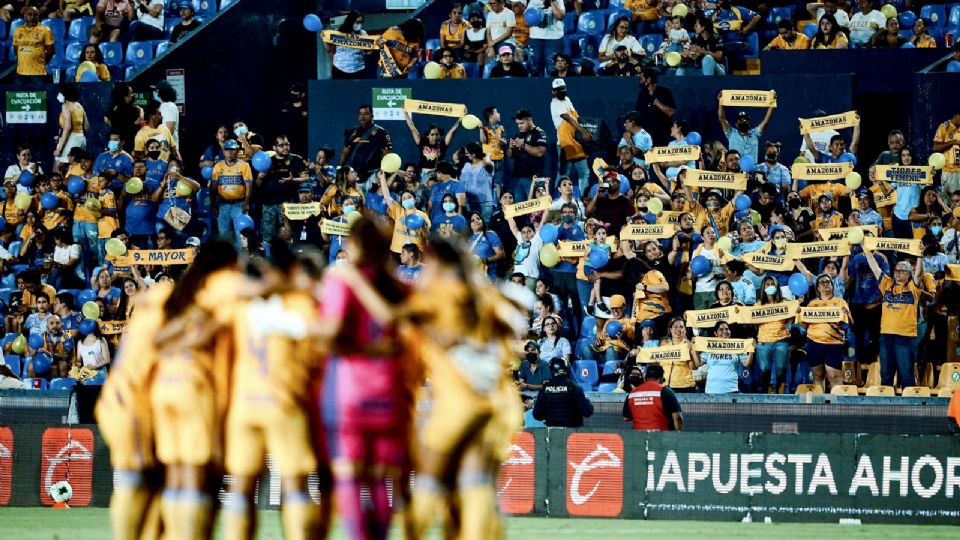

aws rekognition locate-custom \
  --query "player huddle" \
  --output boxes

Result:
[95,216,530,540]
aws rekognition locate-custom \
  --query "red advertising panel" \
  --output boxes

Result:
[39,428,94,506]
[0,427,12,505]
[497,431,535,514]
[565,433,623,517]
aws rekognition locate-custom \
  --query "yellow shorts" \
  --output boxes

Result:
[224,402,317,478]
[420,360,492,455]
[150,359,215,466]
[97,384,156,471]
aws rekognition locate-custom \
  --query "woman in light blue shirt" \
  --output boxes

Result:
[701,321,753,394]
[327,12,370,79]
[880,145,920,239]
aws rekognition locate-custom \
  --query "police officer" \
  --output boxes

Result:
[623,364,683,431]
[532,358,594,427]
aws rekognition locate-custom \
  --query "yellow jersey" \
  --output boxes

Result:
[379,27,420,77]
[1,198,25,227]
[439,64,466,79]
[59,104,86,134]
[12,24,54,76]
[878,275,920,337]
[933,119,960,173]
[688,200,735,236]
[913,35,936,48]
[387,204,430,253]
[481,124,505,161]
[767,33,811,50]
[97,190,119,238]
[633,270,672,321]
[803,296,850,345]
[74,63,110,81]
[757,318,790,343]
[72,173,101,224]
[42,191,73,230]
[439,19,467,49]
[133,125,176,162]
[513,18,530,46]
[212,160,253,202]
[800,183,847,205]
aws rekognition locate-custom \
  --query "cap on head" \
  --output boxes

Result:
[609,294,626,309]
[498,45,513,55]
[223,139,240,150]
[185,237,201,247]
[552,78,566,89]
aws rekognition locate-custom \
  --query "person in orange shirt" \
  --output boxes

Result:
[438,3,467,57]
[801,273,851,391]
[212,139,254,246]
[948,387,960,433]
[764,19,812,50]
[378,19,425,79]
[12,6,55,84]
[909,18,938,48]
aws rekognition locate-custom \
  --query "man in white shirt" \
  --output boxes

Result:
[156,82,180,147]
[847,0,886,47]
[797,109,838,189]
[528,0,565,77]
[806,0,850,27]
[129,0,165,41]
[485,0,516,57]
[550,78,592,194]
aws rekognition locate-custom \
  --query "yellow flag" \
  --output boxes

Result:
[798,111,859,135]
[720,90,777,108]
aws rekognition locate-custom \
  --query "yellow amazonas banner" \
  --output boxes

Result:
[720,90,777,108]
[620,223,677,241]
[684,305,740,329]
[790,162,853,181]
[817,225,880,240]
[798,307,845,324]
[638,343,691,364]
[739,300,802,324]
[785,240,850,259]
[558,241,589,257]
[98,320,128,335]
[320,30,380,50]
[402,98,467,118]
[874,189,896,208]
[862,236,923,257]
[874,165,935,185]
[799,111,859,135]
[504,196,551,218]
[321,219,351,236]
[692,337,755,354]
[282,202,322,220]
[644,145,701,164]
[742,250,794,272]
[683,169,747,190]
[116,249,195,266]
[658,211,682,225]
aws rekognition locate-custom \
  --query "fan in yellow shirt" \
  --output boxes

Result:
[684,186,741,237]
[12,7,55,78]
[800,273,851,391]
[932,107,960,194]
[378,170,431,253]
[764,20,812,50]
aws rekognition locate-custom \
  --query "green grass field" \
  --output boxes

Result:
[1,508,958,540]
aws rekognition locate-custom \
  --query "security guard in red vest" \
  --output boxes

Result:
[623,364,684,431]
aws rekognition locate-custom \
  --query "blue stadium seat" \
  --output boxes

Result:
[0,19,7,41]
[564,32,586,58]
[461,61,479,78]
[571,360,599,391]
[577,10,606,38]
[99,41,123,66]
[50,377,78,390]
[23,378,49,389]
[65,65,78,82]
[221,0,239,9]
[157,41,170,56]
[46,44,66,70]
[0,289,13,305]
[606,8,631,29]
[578,35,599,59]
[193,0,217,19]
[4,355,22,378]
[949,6,960,29]
[598,382,618,392]
[638,34,663,56]
[744,32,760,59]
[8,241,21,256]
[579,315,597,339]
[601,360,619,377]
[482,60,496,79]
[125,41,154,66]
[67,17,94,43]
[608,0,625,7]
[563,11,576,34]
[767,6,793,25]
[406,60,424,79]
[921,5,947,27]
[124,66,139,80]
[41,18,66,44]
[8,18,25,40]
[165,17,182,35]
[64,41,85,65]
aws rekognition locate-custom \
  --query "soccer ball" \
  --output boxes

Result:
[49,480,73,504]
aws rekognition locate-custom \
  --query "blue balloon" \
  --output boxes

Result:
[404,213,425,230]
[251,151,272,173]
[587,247,609,269]
[32,352,52,376]
[28,333,44,350]
[690,255,711,277]
[735,194,752,211]
[67,176,85,194]
[539,223,559,243]
[79,69,99,83]
[303,13,323,32]
[234,213,255,232]
[898,11,916,29]
[79,319,97,336]
[788,273,810,297]
[619,177,630,194]
[524,7,543,26]
[0,217,5,231]
[201,165,214,180]
[40,192,59,210]
[948,61,960,73]
[18,170,34,187]
[900,41,915,48]
[685,131,702,146]
[644,213,657,224]
[802,23,817,39]
[77,289,97,305]
[605,320,623,339]
[838,152,857,165]
[665,167,680,179]
[740,154,756,173]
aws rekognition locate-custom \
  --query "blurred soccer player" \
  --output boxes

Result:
[223,245,330,540]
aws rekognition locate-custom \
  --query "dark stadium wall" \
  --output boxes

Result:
[308,74,854,176]
[911,72,960,161]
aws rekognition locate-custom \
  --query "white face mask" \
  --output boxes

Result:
[353,22,363,32]
[335,258,348,266]
[56,93,65,104]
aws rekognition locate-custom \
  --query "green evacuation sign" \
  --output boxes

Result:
[371,87,411,121]
[5,91,47,124]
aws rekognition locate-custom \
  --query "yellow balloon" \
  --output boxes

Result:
[539,244,560,268]
[104,238,127,257]
[346,211,362,225]
[881,4,897,19]
[847,227,864,245]
[671,4,688,18]
[13,192,31,210]
[647,197,664,214]
[81,301,101,321]
[929,152,946,170]
[793,156,810,164]
[77,60,97,75]
[665,51,682,67]
[845,172,862,190]
[125,177,143,194]
[423,61,442,79]
[381,153,402,174]
[954,206,960,219]
[461,114,481,130]
[175,181,193,197]
[11,335,26,355]
[716,236,732,252]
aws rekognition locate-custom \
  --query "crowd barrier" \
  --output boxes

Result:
[2,423,958,524]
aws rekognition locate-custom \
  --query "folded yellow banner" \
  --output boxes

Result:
[798,307,845,324]
[658,211,682,225]
[874,165,935,185]
[620,223,677,241]
[402,98,467,118]
[874,189,896,208]
[98,320,128,335]
[785,240,850,259]
[321,219,351,236]
[558,240,589,257]
[282,202,322,220]
[946,264,960,282]
[862,236,922,257]
[645,145,701,164]
[790,162,853,181]
[116,249,195,266]
[684,169,747,190]
[817,225,880,240]
[739,300,802,324]
[591,157,610,179]
[504,196,551,218]
[798,111,859,135]
[320,30,380,50]
[742,251,794,272]
[684,305,740,329]
[638,343,691,364]
[720,90,777,108]
[693,337,755,354]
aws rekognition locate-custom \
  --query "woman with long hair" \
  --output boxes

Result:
[53,84,90,175]
[754,275,791,393]
[105,83,141,153]
[328,11,369,79]
[660,316,698,392]
[599,16,643,63]
[802,272,852,391]
[320,166,365,218]
[909,185,946,240]
[467,211,505,281]
[678,16,725,76]
[76,43,111,81]
[910,18,937,48]
[701,320,753,395]
[811,14,848,49]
